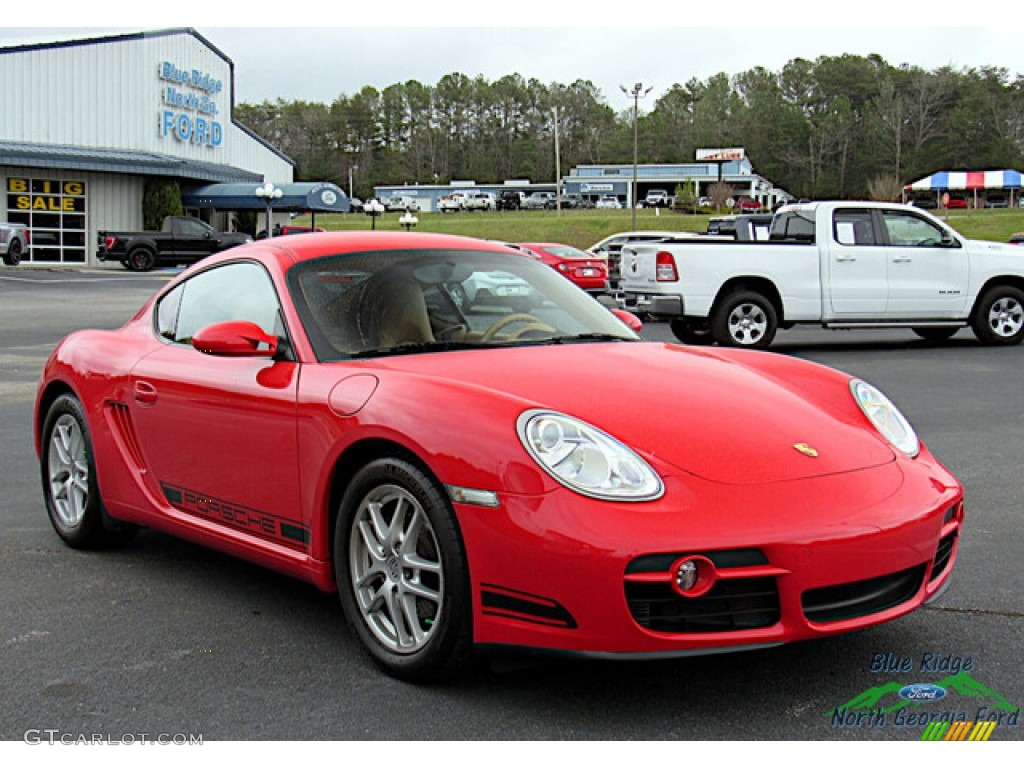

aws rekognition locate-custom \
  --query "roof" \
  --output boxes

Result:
[182,182,351,212]
[906,170,1024,191]
[0,140,262,183]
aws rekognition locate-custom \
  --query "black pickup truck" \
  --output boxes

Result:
[97,216,252,271]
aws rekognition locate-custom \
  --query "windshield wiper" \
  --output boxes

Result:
[540,333,637,344]
[348,340,506,358]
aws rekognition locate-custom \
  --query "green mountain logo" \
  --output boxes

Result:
[828,672,1019,715]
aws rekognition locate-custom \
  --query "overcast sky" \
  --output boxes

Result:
[4,3,1024,110]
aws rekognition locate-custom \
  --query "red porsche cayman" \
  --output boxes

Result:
[35,231,963,681]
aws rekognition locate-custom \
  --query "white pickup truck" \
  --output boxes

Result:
[1,221,28,266]
[618,200,1024,348]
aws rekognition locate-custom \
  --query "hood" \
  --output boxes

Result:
[370,342,895,485]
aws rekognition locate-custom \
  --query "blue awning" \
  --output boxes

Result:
[182,182,350,212]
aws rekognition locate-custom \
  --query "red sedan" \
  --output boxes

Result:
[35,232,963,681]
[518,241,608,293]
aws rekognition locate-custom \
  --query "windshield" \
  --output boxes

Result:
[287,248,638,361]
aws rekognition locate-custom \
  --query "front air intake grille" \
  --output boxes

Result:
[930,532,957,583]
[802,564,926,624]
[626,577,781,633]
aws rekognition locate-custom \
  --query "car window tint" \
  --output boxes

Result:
[173,262,281,343]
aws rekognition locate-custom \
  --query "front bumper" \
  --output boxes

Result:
[458,455,962,657]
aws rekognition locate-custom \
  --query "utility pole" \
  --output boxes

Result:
[553,106,562,215]
[621,82,652,229]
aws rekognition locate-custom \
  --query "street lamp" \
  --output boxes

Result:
[364,198,385,229]
[620,82,652,229]
[255,182,282,237]
[399,212,419,232]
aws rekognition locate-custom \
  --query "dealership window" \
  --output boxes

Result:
[5,177,88,263]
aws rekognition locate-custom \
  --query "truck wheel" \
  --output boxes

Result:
[971,286,1024,345]
[3,239,23,266]
[711,290,778,349]
[670,318,713,345]
[126,248,156,272]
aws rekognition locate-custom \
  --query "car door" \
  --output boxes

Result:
[129,261,307,551]
[879,209,970,318]
[171,217,218,261]
[823,208,888,316]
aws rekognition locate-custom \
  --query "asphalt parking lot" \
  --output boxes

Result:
[1,266,1021,742]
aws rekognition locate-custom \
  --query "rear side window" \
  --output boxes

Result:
[833,210,878,246]
[770,212,816,243]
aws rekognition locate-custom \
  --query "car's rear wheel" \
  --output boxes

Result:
[711,290,778,348]
[3,238,23,266]
[126,248,156,272]
[971,286,1024,345]
[335,458,473,682]
[41,394,136,548]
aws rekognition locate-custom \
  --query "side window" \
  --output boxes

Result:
[833,210,877,246]
[882,212,945,247]
[161,262,281,344]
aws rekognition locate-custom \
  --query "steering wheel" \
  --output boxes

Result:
[480,313,555,342]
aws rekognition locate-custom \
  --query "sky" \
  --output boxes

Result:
[3,3,1024,110]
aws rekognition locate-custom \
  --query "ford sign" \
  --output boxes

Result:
[898,684,947,702]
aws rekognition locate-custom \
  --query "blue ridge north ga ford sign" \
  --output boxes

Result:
[158,61,223,148]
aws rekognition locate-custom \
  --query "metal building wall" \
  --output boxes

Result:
[0,30,292,182]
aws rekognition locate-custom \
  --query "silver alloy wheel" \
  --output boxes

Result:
[987,295,1023,338]
[349,483,444,654]
[48,413,90,528]
[727,301,769,345]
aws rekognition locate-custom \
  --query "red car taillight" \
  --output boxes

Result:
[103,236,117,250]
[655,251,678,282]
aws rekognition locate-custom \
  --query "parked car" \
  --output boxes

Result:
[522,191,556,210]
[644,189,672,208]
[437,192,468,213]
[732,195,762,212]
[383,196,420,213]
[518,242,608,293]
[546,193,585,210]
[587,230,698,294]
[596,195,622,209]
[96,216,252,272]
[1008,232,1024,245]
[496,190,526,211]
[464,192,497,211]
[35,230,964,682]
[909,197,938,210]
[944,196,968,209]
[619,200,1024,348]
[1,220,29,266]
[348,198,364,214]
[984,194,1008,208]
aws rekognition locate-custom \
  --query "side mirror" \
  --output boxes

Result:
[941,230,959,247]
[192,321,279,357]
[610,307,643,332]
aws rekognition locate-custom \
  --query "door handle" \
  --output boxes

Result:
[134,380,158,406]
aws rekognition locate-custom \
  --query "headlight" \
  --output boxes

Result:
[850,379,920,457]
[516,410,664,501]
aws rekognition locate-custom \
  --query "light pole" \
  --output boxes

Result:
[399,212,419,232]
[620,82,652,229]
[255,182,282,237]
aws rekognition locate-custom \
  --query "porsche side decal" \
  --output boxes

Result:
[161,483,310,550]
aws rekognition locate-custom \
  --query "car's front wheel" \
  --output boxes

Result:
[971,286,1024,345]
[335,458,474,682]
[40,394,136,548]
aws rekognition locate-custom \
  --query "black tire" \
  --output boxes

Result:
[3,238,23,266]
[670,318,713,345]
[334,458,474,682]
[40,394,136,549]
[971,286,1024,345]
[126,248,156,272]
[912,327,959,342]
[711,290,778,348]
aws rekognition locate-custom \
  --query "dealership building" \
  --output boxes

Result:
[0,28,347,266]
